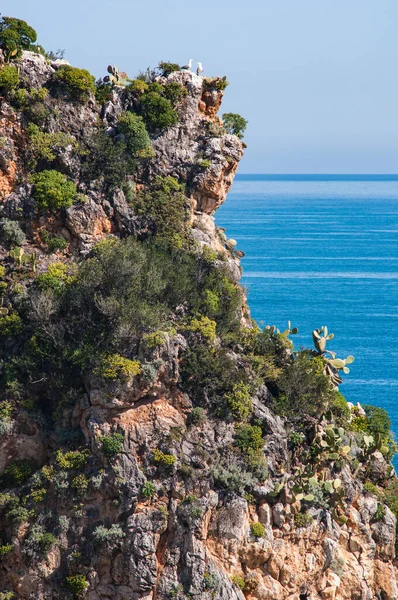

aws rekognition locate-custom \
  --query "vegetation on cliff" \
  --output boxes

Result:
[0,14,396,600]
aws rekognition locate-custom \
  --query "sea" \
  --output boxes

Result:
[216,174,398,460]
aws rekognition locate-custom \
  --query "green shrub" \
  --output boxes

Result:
[81,129,136,188]
[203,572,220,591]
[250,521,265,538]
[294,512,313,527]
[363,481,382,498]
[92,524,125,545]
[41,230,69,252]
[65,574,89,597]
[142,331,167,348]
[71,473,88,493]
[364,405,391,438]
[0,544,13,557]
[231,575,245,590]
[158,61,181,76]
[140,91,178,131]
[222,113,248,138]
[116,112,151,156]
[37,532,57,552]
[30,170,76,211]
[55,449,89,470]
[152,449,177,466]
[223,382,252,420]
[0,218,26,247]
[126,78,149,95]
[131,176,189,243]
[142,481,156,498]
[186,316,217,342]
[373,503,386,522]
[187,407,206,427]
[26,123,76,168]
[2,460,34,486]
[97,354,141,380]
[36,262,74,293]
[101,433,124,457]
[198,159,211,169]
[0,313,22,336]
[0,16,37,60]
[0,65,19,91]
[6,505,31,524]
[275,352,335,423]
[54,65,95,101]
[383,479,398,518]
[235,425,263,456]
[163,82,187,105]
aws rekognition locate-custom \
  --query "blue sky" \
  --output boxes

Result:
[3,0,398,173]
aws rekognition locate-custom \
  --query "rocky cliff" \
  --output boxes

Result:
[0,26,397,600]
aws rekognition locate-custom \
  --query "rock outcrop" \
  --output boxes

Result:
[0,48,397,600]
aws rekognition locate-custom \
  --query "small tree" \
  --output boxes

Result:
[222,113,248,139]
[0,16,37,61]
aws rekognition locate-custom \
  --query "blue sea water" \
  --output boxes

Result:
[216,174,398,452]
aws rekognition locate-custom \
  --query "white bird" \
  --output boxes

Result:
[181,59,193,71]
[196,62,204,76]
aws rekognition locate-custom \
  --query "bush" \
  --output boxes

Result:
[275,352,335,423]
[152,449,177,466]
[187,407,206,427]
[0,16,37,61]
[101,433,124,457]
[41,230,69,252]
[363,481,382,498]
[186,316,217,342]
[140,91,178,131]
[142,331,167,348]
[97,354,141,380]
[54,65,95,101]
[294,512,313,528]
[231,575,245,590]
[222,113,248,138]
[131,176,189,243]
[0,65,19,91]
[0,218,26,247]
[6,505,31,524]
[55,449,89,470]
[2,460,34,486]
[0,544,13,557]
[92,524,125,545]
[250,522,265,538]
[37,532,57,552]
[142,481,156,498]
[30,170,76,211]
[35,262,74,293]
[235,425,263,457]
[0,313,22,336]
[383,479,398,518]
[158,62,181,76]
[211,463,254,494]
[26,123,75,169]
[364,405,391,438]
[223,382,252,420]
[65,574,89,597]
[72,473,88,493]
[116,112,151,156]
[163,82,187,105]
[127,78,148,95]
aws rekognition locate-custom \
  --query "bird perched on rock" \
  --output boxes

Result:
[181,59,193,71]
[196,62,204,76]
